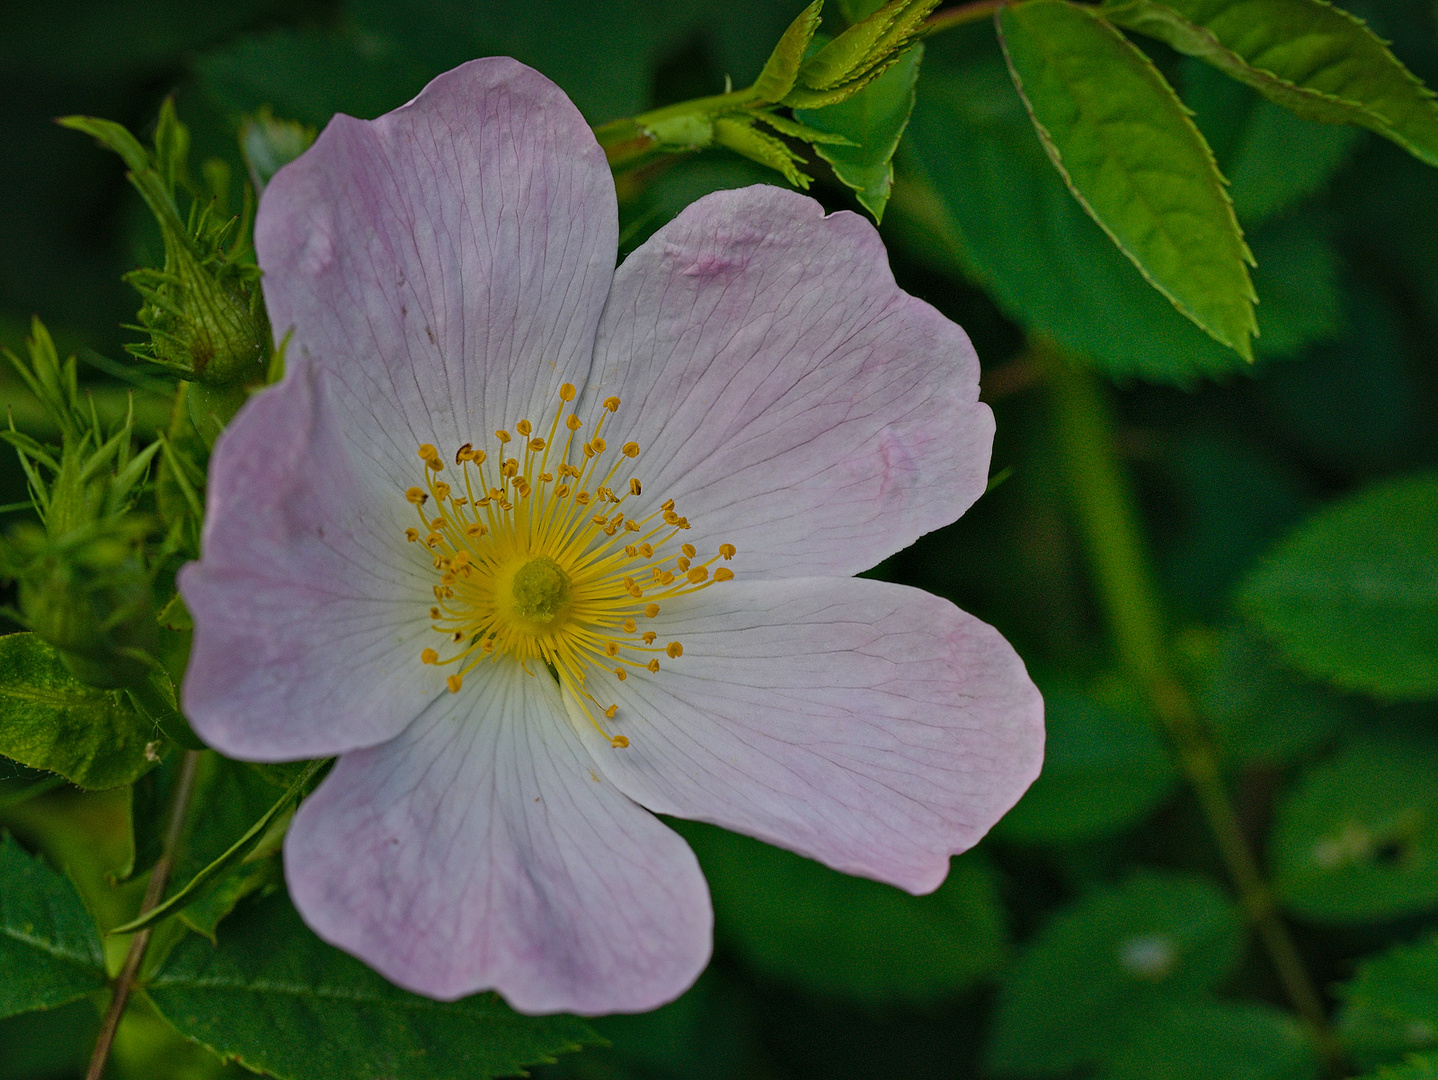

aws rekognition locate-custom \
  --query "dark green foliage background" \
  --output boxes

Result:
[1,0,1437,1078]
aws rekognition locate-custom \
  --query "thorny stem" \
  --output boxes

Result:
[1040,344,1341,1066]
[84,748,202,1080]
[924,0,1005,34]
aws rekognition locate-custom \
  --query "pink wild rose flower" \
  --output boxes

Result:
[179,57,1044,1016]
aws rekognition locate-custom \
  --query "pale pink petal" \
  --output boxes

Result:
[256,57,618,488]
[585,185,993,579]
[181,359,441,760]
[573,578,1043,894]
[284,658,713,1015]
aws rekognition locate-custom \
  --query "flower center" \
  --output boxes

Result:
[507,556,571,624]
[402,383,736,748]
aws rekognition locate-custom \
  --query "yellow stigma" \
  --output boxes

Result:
[404,385,737,748]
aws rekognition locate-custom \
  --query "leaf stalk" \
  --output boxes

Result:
[85,748,202,1080]
[1039,342,1341,1069]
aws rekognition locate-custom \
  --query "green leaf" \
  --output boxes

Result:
[1097,1000,1319,1080]
[676,821,1007,1003]
[0,632,160,790]
[0,834,108,1020]
[145,892,596,1080]
[1101,0,1438,168]
[1354,1059,1438,1080]
[111,758,326,937]
[898,56,1333,383]
[1270,738,1438,922]
[795,43,923,220]
[993,681,1177,842]
[1238,472,1438,699]
[1183,626,1346,767]
[998,0,1257,358]
[1338,931,1438,1069]
[987,872,1244,1074]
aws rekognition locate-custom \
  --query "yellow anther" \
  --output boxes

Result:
[421,648,439,664]
[663,511,681,525]
[430,607,441,619]
[622,442,639,458]
[528,438,546,451]
[406,487,428,504]
[555,484,570,498]
[647,658,660,673]
[560,383,577,401]
[406,528,420,542]
[583,443,595,459]
[642,631,657,644]
[502,459,518,477]
[456,443,473,463]
[603,397,621,412]
[645,604,660,618]
[430,517,445,530]
[719,543,736,559]
[447,673,463,693]
[611,734,628,748]
[433,481,451,500]
[605,642,619,657]
[676,557,690,572]
[539,472,553,483]
[593,513,610,526]
[666,642,684,658]
[622,618,637,633]
[465,523,487,538]
[591,436,607,453]
[451,630,465,642]
[425,533,441,547]
[452,550,471,567]
[426,457,444,472]
[576,491,591,505]
[472,449,487,465]
[495,430,511,443]
[615,668,627,681]
[687,566,708,584]
[566,414,583,431]
[638,543,653,558]
[623,576,638,591]
[514,478,531,498]
[714,567,734,581]
[516,419,532,437]
[662,499,675,512]
[625,545,638,557]
[629,478,642,495]
[681,543,696,558]
[624,519,641,532]
[604,703,619,718]
[418,444,438,460]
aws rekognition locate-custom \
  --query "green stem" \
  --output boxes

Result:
[925,0,1005,35]
[1041,345,1337,1058]
[84,749,202,1080]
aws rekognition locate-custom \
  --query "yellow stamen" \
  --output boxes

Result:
[400,387,736,747]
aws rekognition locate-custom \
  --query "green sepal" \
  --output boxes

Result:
[712,117,812,187]
[751,0,825,103]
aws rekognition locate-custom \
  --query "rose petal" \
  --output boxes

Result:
[256,57,618,485]
[586,185,993,578]
[573,577,1043,893]
[285,657,713,1015]
[181,359,440,760]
